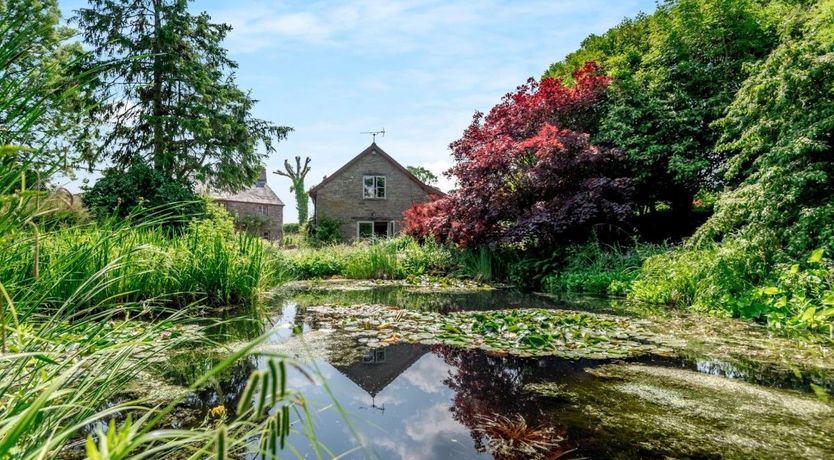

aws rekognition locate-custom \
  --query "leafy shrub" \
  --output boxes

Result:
[83,161,205,227]
[309,217,342,246]
[629,238,771,315]
[283,222,301,234]
[540,241,665,296]
[756,249,834,335]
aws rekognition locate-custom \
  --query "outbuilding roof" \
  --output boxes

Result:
[196,182,285,206]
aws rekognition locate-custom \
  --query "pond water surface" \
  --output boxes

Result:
[159,284,834,459]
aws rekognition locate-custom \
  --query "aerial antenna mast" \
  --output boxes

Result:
[360,128,386,142]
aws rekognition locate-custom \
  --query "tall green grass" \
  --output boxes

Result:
[279,236,455,280]
[541,240,668,296]
[0,201,273,315]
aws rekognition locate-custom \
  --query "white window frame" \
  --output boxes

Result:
[362,175,386,199]
[257,204,269,215]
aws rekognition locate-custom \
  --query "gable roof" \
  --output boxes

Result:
[308,142,445,198]
[196,182,285,206]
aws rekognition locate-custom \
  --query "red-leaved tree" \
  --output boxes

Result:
[402,62,632,248]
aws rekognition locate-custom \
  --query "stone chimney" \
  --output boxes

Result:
[256,167,267,187]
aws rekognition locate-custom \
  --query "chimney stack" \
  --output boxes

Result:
[256,167,267,187]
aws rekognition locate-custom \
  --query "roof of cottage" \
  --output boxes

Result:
[308,142,445,199]
[196,182,285,206]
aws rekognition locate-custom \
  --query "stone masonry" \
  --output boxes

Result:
[308,143,441,242]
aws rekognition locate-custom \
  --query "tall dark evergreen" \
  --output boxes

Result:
[74,0,291,190]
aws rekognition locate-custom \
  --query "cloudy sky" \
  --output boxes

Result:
[59,0,656,222]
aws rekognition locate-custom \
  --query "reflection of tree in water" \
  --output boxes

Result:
[434,345,572,460]
[286,286,559,314]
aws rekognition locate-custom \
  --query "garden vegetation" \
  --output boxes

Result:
[402,0,834,337]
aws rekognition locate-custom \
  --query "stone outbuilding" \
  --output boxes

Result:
[199,169,284,241]
[308,143,442,242]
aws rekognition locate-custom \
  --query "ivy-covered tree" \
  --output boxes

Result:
[274,156,311,224]
[73,0,291,190]
[403,63,632,249]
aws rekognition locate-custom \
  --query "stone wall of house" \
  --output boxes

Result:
[313,152,434,241]
[219,200,283,241]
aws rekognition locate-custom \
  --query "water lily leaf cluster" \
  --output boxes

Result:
[307,304,676,359]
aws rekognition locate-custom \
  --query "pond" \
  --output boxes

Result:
[150,282,834,459]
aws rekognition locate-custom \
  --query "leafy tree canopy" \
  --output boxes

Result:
[0,0,91,163]
[406,165,438,186]
[83,161,204,225]
[694,0,834,257]
[546,0,783,213]
[404,63,632,249]
[74,0,291,191]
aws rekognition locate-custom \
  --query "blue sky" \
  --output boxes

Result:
[59,0,657,222]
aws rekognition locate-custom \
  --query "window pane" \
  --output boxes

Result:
[363,176,375,198]
[376,176,385,197]
[358,222,373,238]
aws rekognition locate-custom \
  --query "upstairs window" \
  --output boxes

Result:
[363,175,386,199]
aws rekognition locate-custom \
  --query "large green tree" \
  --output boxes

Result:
[74,0,290,190]
[546,0,781,215]
[695,0,834,257]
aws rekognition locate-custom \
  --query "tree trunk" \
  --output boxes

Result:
[151,0,165,173]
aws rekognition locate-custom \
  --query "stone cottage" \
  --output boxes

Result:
[308,142,442,242]
[199,169,284,241]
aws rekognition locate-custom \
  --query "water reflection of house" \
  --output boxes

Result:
[333,344,427,397]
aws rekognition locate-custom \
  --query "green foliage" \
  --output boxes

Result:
[0,0,91,163]
[547,0,782,212]
[629,238,771,314]
[406,165,439,185]
[275,156,311,224]
[236,213,271,234]
[309,217,342,246]
[283,222,301,234]
[454,246,496,282]
[695,5,834,258]
[279,237,455,280]
[1,203,271,311]
[83,161,205,226]
[344,243,400,279]
[757,249,834,335]
[541,241,667,296]
[73,0,291,190]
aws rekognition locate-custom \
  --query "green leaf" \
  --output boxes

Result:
[810,383,830,403]
[808,248,825,264]
[760,286,780,296]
